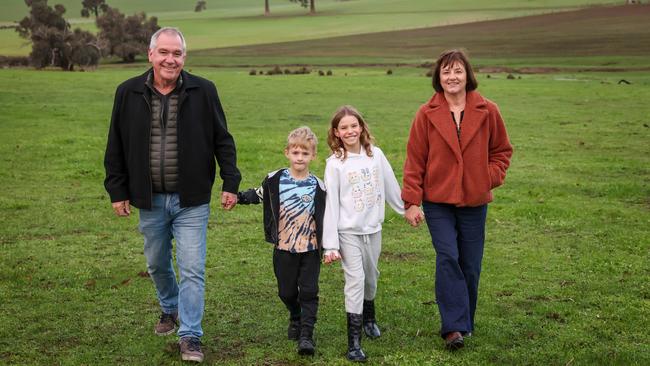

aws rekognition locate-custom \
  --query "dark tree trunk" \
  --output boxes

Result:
[265,0,270,16]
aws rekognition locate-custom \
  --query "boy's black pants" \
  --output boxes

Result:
[273,248,320,332]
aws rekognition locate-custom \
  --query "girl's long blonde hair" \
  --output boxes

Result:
[327,105,375,161]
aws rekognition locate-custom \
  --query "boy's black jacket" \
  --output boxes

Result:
[238,169,326,250]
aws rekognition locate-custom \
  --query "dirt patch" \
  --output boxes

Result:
[210,339,246,362]
[545,312,566,323]
[527,295,552,301]
[382,251,421,261]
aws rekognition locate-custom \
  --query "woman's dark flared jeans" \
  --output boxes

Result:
[422,202,487,338]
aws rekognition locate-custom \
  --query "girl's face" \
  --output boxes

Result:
[334,115,363,153]
[439,61,467,96]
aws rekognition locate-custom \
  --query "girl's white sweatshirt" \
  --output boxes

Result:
[322,145,405,251]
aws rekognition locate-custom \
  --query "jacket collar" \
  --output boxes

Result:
[131,68,199,94]
[423,90,489,160]
[268,168,326,191]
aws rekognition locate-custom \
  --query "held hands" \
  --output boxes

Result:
[112,200,131,217]
[323,250,342,264]
[221,192,237,210]
[405,205,425,227]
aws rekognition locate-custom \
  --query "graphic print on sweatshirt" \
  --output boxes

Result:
[348,167,382,212]
[277,170,318,253]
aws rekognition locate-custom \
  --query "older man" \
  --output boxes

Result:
[104,27,240,363]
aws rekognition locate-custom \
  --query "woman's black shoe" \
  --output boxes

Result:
[444,331,464,351]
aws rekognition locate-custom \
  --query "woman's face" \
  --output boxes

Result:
[439,61,467,96]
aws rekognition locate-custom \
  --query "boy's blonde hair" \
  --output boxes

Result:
[286,126,318,153]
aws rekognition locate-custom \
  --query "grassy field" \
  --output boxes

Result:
[1,0,649,364]
[0,0,622,56]
[0,66,648,365]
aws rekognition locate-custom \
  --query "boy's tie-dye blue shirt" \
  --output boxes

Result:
[277,169,318,253]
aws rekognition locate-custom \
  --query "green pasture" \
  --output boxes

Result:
[0,66,648,365]
[0,0,622,56]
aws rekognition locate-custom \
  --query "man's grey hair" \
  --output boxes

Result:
[149,27,187,53]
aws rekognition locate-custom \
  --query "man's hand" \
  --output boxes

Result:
[221,192,237,210]
[112,200,131,217]
[405,205,424,227]
[323,250,342,264]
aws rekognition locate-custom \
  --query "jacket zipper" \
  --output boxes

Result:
[159,94,167,192]
[266,178,279,243]
[176,90,187,201]
[143,93,153,206]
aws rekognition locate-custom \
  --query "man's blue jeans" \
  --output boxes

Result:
[139,193,210,339]
[422,202,487,338]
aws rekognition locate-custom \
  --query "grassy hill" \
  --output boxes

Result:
[0,0,621,56]
[187,4,650,68]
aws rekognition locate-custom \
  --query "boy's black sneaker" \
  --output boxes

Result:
[297,337,315,355]
[288,319,300,341]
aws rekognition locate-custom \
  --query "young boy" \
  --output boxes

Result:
[237,126,326,355]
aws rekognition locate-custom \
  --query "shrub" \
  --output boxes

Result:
[267,65,283,75]
[0,56,29,67]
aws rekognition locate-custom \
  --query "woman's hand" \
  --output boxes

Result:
[323,250,342,264]
[405,205,425,227]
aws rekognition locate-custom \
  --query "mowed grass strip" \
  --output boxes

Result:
[190,4,650,68]
[0,67,648,364]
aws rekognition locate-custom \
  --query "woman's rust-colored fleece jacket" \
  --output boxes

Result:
[402,90,513,208]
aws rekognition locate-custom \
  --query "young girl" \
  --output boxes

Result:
[322,105,404,362]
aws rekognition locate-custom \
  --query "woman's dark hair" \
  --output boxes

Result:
[431,49,478,93]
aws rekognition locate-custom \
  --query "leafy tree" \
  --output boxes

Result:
[95,6,159,62]
[16,0,99,70]
[80,0,108,18]
[69,28,100,68]
[195,1,207,12]
[290,0,315,13]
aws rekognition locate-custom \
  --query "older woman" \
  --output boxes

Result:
[402,49,513,350]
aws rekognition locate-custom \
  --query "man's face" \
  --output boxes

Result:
[148,32,185,85]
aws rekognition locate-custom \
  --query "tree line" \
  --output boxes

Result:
[15,0,318,71]
[17,0,159,71]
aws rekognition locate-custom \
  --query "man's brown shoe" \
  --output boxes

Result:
[179,337,204,363]
[444,331,464,351]
[154,312,178,336]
